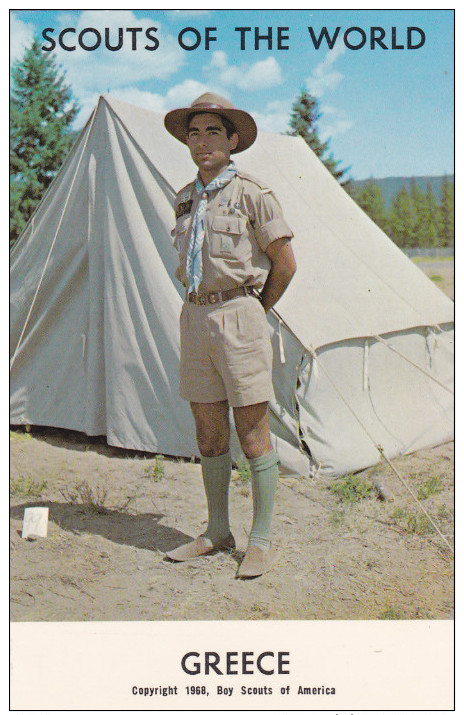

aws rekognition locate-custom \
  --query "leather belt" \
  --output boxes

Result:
[187,285,255,306]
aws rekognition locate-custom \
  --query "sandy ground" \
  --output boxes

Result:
[10,430,454,621]
[411,256,454,300]
[10,259,454,622]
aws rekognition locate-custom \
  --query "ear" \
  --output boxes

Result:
[229,132,239,152]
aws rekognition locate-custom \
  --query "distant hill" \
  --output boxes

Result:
[349,175,454,209]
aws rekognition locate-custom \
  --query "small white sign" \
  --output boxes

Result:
[22,507,49,539]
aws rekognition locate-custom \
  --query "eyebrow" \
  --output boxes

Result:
[188,122,224,133]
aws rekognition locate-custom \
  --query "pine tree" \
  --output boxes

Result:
[10,38,79,246]
[409,178,424,245]
[287,88,349,182]
[417,182,439,247]
[439,175,454,247]
[354,181,388,233]
[390,186,415,248]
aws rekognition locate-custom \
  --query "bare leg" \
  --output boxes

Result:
[232,402,272,459]
[190,400,230,456]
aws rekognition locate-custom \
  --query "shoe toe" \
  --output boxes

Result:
[165,533,235,562]
[237,544,276,578]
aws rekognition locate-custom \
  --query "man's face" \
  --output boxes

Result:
[186,112,239,180]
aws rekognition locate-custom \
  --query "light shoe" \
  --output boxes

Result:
[236,544,276,578]
[164,533,235,562]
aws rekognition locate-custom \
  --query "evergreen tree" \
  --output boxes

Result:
[10,38,79,246]
[409,177,424,245]
[439,174,454,247]
[287,88,349,182]
[417,182,439,247]
[354,181,388,233]
[390,186,415,248]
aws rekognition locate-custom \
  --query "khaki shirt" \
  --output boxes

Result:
[172,170,293,293]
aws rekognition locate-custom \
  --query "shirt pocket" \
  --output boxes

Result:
[209,214,249,259]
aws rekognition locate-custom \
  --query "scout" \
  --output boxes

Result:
[164,93,296,577]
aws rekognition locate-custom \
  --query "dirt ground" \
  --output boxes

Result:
[411,256,454,300]
[10,259,454,622]
[10,429,454,622]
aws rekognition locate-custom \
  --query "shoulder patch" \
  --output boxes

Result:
[176,199,193,219]
[175,181,195,205]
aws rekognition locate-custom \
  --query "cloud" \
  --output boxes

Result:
[250,99,293,134]
[23,10,189,127]
[204,50,282,91]
[111,80,218,113]
[10,13,36,65]
[74,79,215,129]
[54,11,185,89]
[305,43,346,97]
[165,10,211,18]
[319,104,354,141]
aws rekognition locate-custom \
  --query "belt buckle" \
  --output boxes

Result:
[208,292,221,305]
[198,293,207,306]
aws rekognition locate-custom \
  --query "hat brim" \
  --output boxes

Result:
[164,106,257,154]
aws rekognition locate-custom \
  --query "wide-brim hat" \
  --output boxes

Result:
[164,92,257,154]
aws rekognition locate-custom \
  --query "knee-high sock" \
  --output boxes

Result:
[248,450,279,550]
[201,451,232,543]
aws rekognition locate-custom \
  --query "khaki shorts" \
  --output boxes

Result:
[179,294,275,407]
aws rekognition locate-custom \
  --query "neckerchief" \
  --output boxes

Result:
[186,161,237,294]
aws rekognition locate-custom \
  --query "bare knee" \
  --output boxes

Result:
[191,401,230,457]
[233,402,272,459]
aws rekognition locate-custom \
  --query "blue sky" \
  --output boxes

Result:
[10,9,454,180]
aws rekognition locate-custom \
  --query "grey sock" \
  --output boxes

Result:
[248,450,279,550]
[201,451,232,543]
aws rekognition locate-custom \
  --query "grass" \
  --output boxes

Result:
[10,475,48,497]
[59,480,108,514]
[330,473,376,503]
[391,507,435,535]
[378,606,406,620]
[235,458,252,482]
[429,274,443,283]
[329,509,345,528]
[144,456,165,482]
[10,430,32,442]
[417,476,443,500]
[436,504,453,522]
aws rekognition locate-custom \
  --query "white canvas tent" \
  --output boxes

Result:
[10,95,454,477]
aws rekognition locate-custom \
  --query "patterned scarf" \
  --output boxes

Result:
[186,161,237,294]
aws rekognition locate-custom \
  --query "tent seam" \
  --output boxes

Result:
[10,104,99,372]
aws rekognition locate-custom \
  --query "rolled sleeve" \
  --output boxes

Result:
[251,190,293,252]
[255,216,294,252]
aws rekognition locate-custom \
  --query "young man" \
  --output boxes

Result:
[164,93,296,578]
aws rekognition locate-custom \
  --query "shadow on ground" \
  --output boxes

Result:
[10,424,198,463]
[10,500,193,553]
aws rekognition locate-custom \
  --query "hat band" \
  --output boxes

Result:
[191,102,229,110]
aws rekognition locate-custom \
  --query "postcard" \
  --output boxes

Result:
[9,8,455,712]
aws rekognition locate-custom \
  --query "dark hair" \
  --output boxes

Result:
[187,111,237,139]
